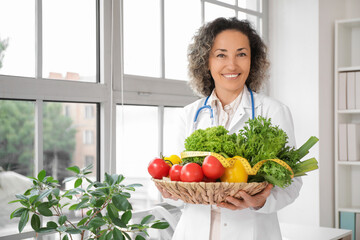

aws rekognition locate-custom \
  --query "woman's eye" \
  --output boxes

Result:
[216,54,225,58]
[238,53,246,57]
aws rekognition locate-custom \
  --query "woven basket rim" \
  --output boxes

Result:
[153,178,268,205]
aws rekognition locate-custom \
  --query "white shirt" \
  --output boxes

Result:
[209,89,243,129]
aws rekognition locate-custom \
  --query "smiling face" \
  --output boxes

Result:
[208,29,251,103]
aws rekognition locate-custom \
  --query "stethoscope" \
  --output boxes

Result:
[193,86,255,131]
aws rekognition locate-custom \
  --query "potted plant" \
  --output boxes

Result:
[9,165,169,240]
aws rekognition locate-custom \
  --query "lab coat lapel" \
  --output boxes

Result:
[228,87,255,132]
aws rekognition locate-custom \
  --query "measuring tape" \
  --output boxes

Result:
[180,151,294,178]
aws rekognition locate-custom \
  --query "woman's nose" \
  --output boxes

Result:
[226,56,237,70]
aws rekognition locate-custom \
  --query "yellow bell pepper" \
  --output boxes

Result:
[220,158,248,183]
[164,155,182,166]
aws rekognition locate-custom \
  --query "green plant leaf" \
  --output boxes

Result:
[37,227,54,233]
[89,190,106,197]
[8,199,22,204]
[69,203,79,211]
[125,183,142,188]
[57,225,67,232]
[67,166,80,174]
[63,176,77,183]
[18,209,29,233]
[37,170,46,181]
[52,188,60,197]
[105,231,113,240]
[28,195,38,204]
[88,217,106,229]
[46,221,58,229]
[37,189,53,202]
[141,215,153,225]
[135,235,146,240]
[30,214,40,231]
[120,192,131,198]
[105,173,114,185]
[15,194,28,201]
[65,228,82,234]
[62,235,69,240]
[151,222,170,229]
[107,203,119,219]
[122,231,131,240]
[77,217,89,226]
[74,178,83,188]
[121,211,132,224]
[93,198,105,208]
[82,163,93,172]
[10,207,28,219]
[112,228,124,240]
[86,209,93,216]
[49,199,59,207]
[112,218,127,228]
[58,215,67,225]
[112,195,132,211]
[78,225,90,231]
[38,202,53,216]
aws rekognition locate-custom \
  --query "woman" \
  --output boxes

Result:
[159,17,302,240]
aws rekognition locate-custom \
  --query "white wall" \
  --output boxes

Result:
[268,0,320,226]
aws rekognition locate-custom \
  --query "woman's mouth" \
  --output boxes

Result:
[222,73,240,80]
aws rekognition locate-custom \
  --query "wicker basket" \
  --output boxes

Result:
[153,178,268,205]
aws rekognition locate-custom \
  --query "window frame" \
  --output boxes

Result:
[0,0,268,238]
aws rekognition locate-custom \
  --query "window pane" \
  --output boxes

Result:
[163,107,183,156]
[238,0,261,12]
[0,100,34,236]
[164,0,201,81]
[0,0,35,77]
[116,105,160,211]
[124,0,161,77]
[43,102,97,189]
[205,2,236,23]
[217,0,235,5]
[42,0,97,82]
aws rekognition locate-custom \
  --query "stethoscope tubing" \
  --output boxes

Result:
[193,86,255,130]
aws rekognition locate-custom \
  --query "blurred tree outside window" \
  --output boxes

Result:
[0,37,9,69]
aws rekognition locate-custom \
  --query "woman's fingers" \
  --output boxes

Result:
[218,184,274,210]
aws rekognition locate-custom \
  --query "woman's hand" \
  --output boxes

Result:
[155,184,179,201]
[217,184,273,210]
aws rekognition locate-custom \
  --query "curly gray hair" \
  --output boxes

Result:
[187,17,269,97]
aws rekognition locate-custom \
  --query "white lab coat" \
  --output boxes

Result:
[170,87,302,240]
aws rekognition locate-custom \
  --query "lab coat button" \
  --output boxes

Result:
[224,223,227,227]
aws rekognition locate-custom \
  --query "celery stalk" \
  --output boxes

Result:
[296,136,319,159]
[294,158,319,177]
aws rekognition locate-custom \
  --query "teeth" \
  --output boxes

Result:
[223,74,239,78]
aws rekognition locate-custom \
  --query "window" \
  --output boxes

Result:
[0,1,267,238]
[83,130,94,144]
[85,155,94,167]
[85,105,94,119]
[42,0,97,82]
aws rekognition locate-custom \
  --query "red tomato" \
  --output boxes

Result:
[169,164,183,181]
[148,158,170,179]
[202,176,216,182]
[202,155,225,179]
[180,163,204,182]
